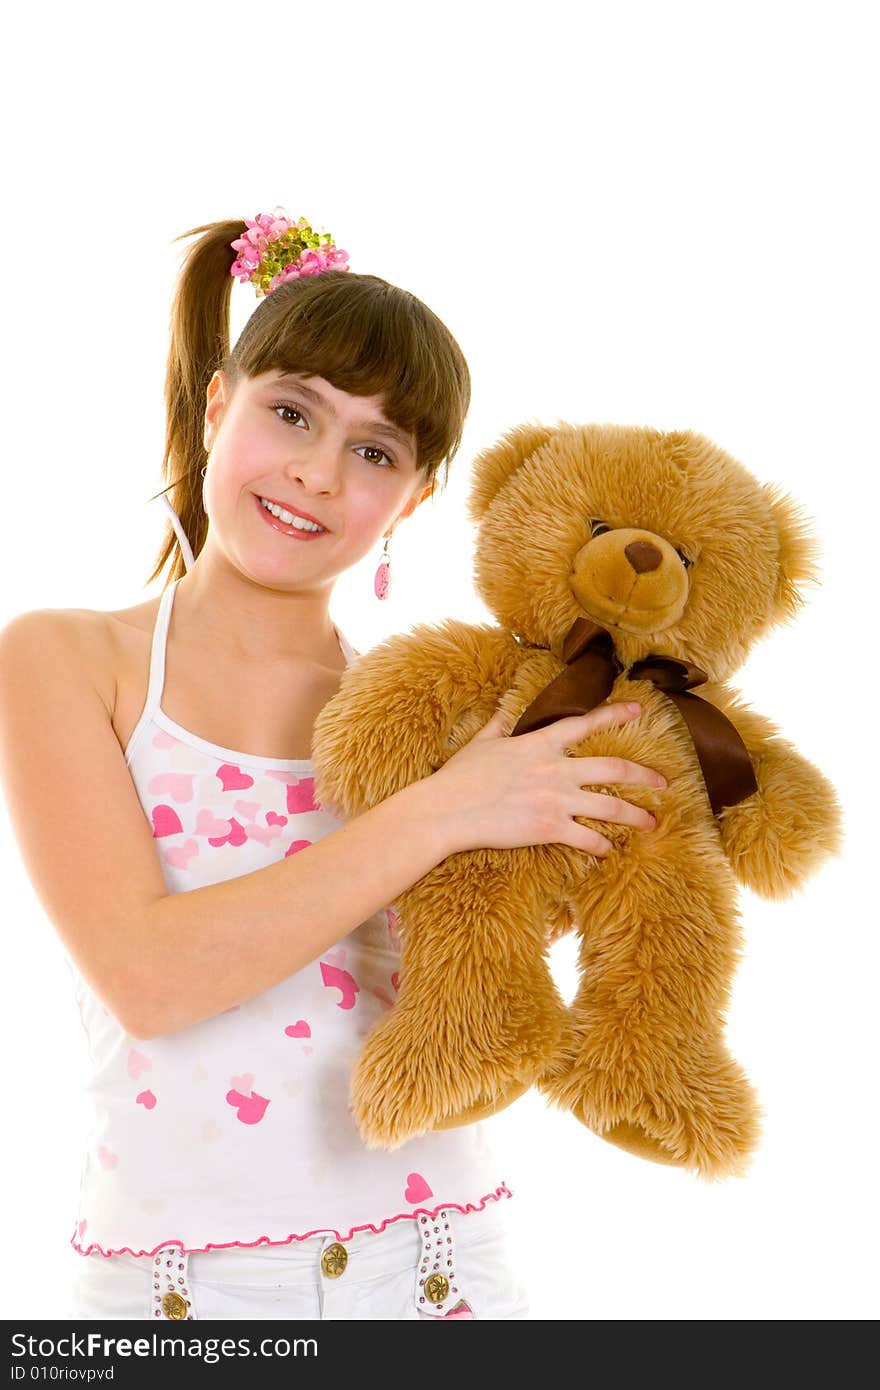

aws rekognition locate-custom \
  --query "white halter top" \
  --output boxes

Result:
[68,576,511,1257]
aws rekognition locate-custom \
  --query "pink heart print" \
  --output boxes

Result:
[320,961,360,1010]
[284,1021,311,1038]
[151,804,183,838]
[152,730,177,750]
[234,799,260,820]
[77,1219,88,1238]
[209,818,248,848]
[286,778,317,814]
[147,772,195,802]
[217,764,255,791]
[164,838,199,869]
[97,1145,118,1170]
[226,1088,270,1125]
[195,808,232,837]
[136,1090,157,1109]
[266,812,288,826]
[231,1072,254,1093]
[245,822,283,846]
[404,1172,433,1203]
[127,1048,152,1080]
[284,839,313,857]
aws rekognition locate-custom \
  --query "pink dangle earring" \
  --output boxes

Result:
[374,532,392,600]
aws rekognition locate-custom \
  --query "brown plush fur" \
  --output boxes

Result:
[311,423,843,1178]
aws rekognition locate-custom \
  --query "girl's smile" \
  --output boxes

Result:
[254,492,330,538]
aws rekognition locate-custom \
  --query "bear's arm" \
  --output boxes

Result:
[310,619,522,820]
[699,682,843,898]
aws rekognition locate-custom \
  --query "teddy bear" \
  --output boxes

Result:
[310,421,842,1178]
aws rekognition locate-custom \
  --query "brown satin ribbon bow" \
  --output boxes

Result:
[510,616,757,816]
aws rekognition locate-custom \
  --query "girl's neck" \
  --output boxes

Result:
[172,560,344,668]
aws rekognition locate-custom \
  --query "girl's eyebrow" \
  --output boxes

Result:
[269,374,415,451]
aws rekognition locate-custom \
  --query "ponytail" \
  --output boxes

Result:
[146,219,246,587]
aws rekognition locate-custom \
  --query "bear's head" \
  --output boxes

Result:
[466,422,821,683]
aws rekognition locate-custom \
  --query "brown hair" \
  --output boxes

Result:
[146,218,472,587]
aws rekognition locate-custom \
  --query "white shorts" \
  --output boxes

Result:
[68,1200,531,1321]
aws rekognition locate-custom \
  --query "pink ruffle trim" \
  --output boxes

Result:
[70,1182,513,1258]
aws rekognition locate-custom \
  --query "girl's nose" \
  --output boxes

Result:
[285,448,343,494]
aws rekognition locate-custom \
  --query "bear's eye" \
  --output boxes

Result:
[677,549,693,570]
[590,519,612,537]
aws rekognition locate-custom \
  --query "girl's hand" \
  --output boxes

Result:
[429,702,667,856]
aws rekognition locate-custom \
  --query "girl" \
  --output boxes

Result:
[0,210,665,1322]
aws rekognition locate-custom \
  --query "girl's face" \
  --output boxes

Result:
[200,368,432,591]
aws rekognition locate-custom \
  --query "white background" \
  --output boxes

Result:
[0,0,876,1321]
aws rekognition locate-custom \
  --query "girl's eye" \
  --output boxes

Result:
[355,445,396,469]
[590,519,611,537]
[272,403,308,427]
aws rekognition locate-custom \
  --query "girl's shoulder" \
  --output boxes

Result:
[9,594,161,727]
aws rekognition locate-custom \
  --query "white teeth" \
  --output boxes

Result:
[260,497,324,531]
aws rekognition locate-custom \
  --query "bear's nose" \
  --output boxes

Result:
[624,540,663,573]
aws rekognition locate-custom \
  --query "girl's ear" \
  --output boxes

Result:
[203,371,230,451]
[466,422,555,525]
[395,481,435,525]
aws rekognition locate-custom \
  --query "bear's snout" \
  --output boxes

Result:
[569,526,689,637]
[624,540,663,573]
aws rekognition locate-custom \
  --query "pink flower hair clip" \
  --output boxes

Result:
[230,207,350,297]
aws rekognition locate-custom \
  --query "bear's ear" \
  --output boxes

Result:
[764,481,823,623]
[466,421,556,525]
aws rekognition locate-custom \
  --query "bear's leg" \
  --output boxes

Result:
[350,850,566,1149]
[536,860,761,1179]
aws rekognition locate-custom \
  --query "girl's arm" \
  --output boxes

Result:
[0,610,459,1041]
[0,612,659,1041]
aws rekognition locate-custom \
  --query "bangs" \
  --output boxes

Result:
[230,271,470,486]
